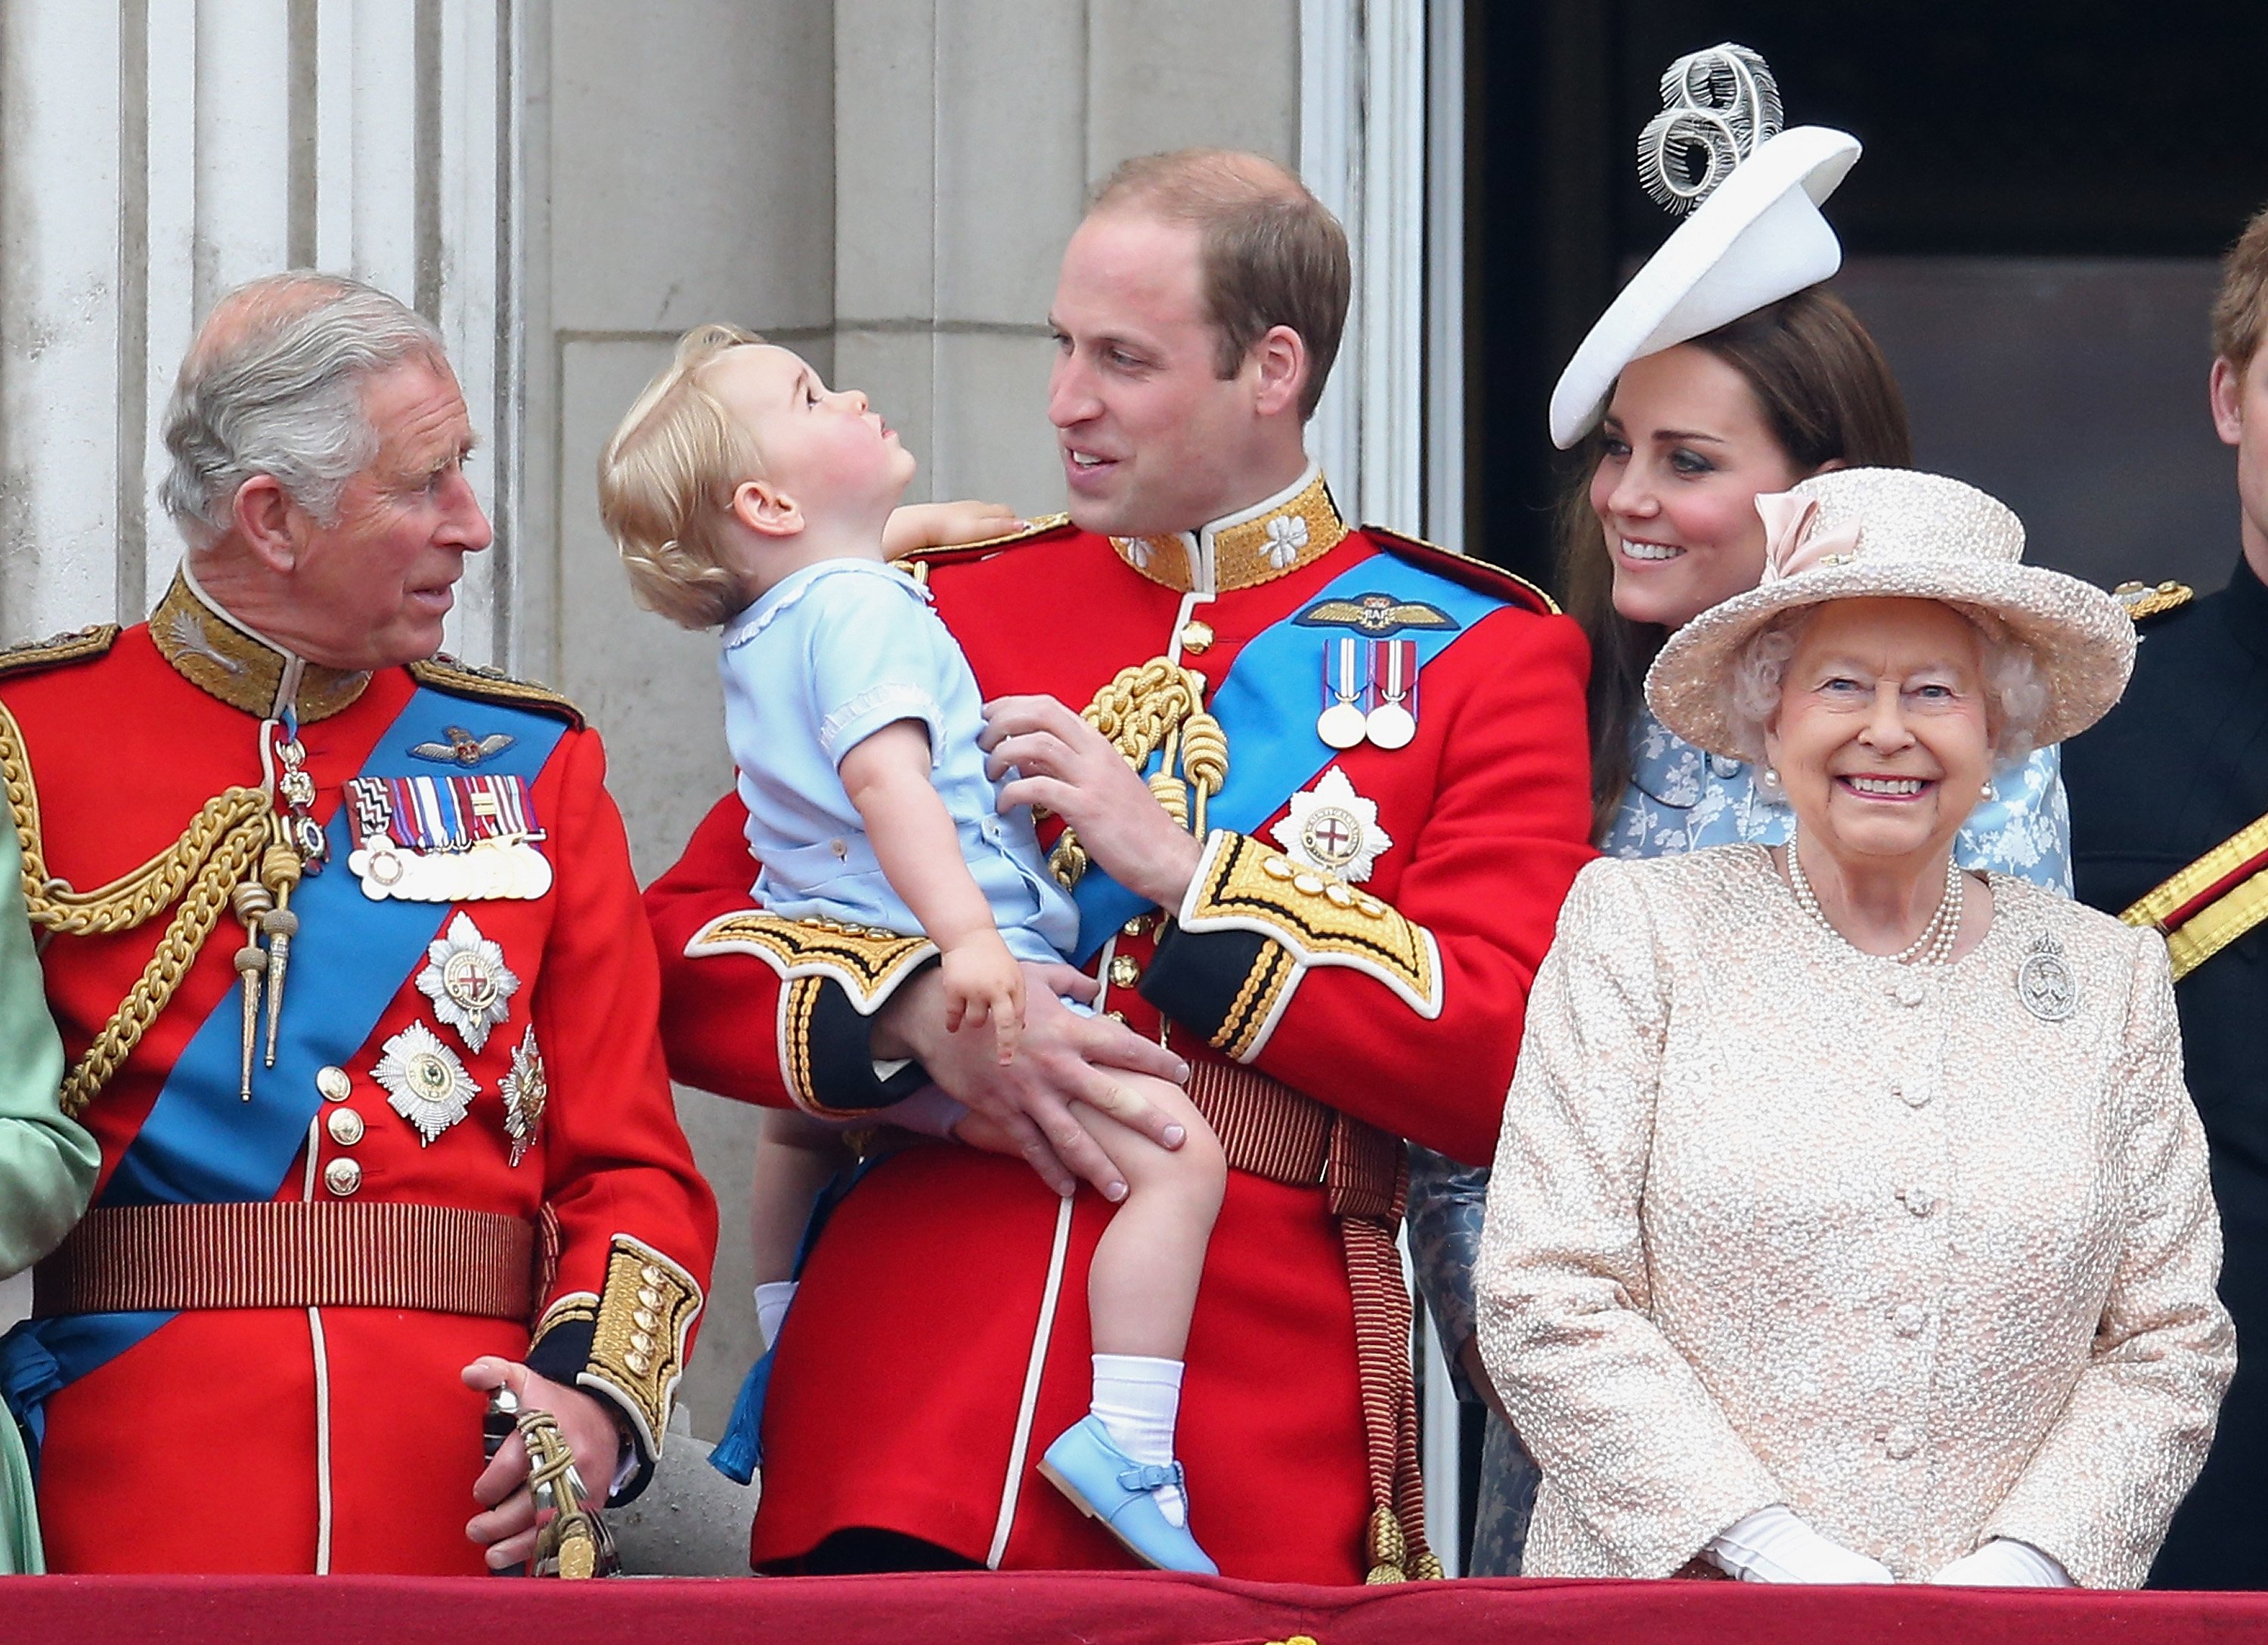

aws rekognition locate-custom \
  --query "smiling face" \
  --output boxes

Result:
[1047,209,1286,537]
[290,356,491,669]
[1591,345,1811,630]
[1764,598,1992,875]
[705,342,916,528]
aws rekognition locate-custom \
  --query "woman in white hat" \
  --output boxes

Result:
[1408,44,2069,1575]
[1473,467,2232,1586]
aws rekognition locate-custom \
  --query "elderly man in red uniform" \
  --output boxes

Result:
[0,273,717,1574]
[647,150,1592,1581]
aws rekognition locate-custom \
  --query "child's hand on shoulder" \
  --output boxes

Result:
[939,929,1027,1064]
[885,500,1027,559]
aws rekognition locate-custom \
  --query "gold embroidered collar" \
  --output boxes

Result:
[1111,467,1350,595]
[151,568,372,723]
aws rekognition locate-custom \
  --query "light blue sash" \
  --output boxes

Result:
[0,685,565,1457]
[1067,553,1510,961]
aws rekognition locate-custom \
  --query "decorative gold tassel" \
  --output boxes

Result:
[1365,1502,1408,1584]
[259,835,303,1067]
[229,881,274,1101]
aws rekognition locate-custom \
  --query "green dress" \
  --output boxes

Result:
[0,822,91,1575]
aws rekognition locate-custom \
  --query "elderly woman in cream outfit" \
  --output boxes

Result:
[1476,467,2234,1588]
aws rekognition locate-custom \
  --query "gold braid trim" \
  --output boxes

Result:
[1048,658,1227,888]
[0,700,274,1117]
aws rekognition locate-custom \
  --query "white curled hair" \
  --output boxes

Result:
[1721,601,2050,769]
[159,271,448,548]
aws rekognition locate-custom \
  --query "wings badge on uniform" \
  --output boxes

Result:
[1293,592,1462,637]
[411,725,519,767]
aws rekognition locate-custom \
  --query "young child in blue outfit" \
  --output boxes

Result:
[600,325,1225,1573]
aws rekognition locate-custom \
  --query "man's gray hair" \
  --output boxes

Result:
[160,271,448,548]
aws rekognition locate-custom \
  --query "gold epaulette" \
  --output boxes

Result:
[1360,525,1560,616]
[0,623,119,682]
[2113,580,2195,624]
[897,514,1075,585]
[409,655,584,729]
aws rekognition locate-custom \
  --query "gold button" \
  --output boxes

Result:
[1106,1009,1129,1026]
[1324,882,1355,907]
[316,1065,352,1103]
[1121,915,1151,938]
[1262,857,1295,880]
[1292,872,1325,896]
[323,1157,362,1197]
[325,1108,365,1146]
[630,1331,656,1355]
[623,1352,652,1376]
[1108,955,1141,988]
[1179,620,1214,654]
[633,1308,658,1331]
[640,1264,665,1284]
[1356,894,1387,919]
[637,1286,663,1309]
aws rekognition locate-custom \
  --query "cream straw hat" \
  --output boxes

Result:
[1645,468,2136,758]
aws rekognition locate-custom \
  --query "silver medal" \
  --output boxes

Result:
[1316,702,1368,750]
[1365,702,1417,750]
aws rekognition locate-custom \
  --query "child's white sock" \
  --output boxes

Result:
[755,1281,798,1351]
[1092,1352,1188,1526]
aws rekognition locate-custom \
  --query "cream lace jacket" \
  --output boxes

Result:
[1476,847,2233,1586]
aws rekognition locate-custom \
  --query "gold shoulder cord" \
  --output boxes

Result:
[1048,658,1228,888]
[0,700,275,1117]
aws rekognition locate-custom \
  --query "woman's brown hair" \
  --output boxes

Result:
[1560,285,1914,841]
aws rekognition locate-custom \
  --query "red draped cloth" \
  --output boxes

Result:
[7,1571,2263,1643]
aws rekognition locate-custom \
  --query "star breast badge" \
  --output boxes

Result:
[374,1021,479,1145]
[500,1027,547,1167]
[417,912,520,1053]
[1270,766,1392,882]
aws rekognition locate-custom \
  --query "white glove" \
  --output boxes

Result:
[754,1281,798,1350]
[1929,1539,2073,1588]
[1705,1504,1895,1584]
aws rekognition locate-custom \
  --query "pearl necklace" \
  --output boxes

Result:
[1784,833,1964,967]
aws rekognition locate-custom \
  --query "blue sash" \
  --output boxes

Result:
[0,684,565,1458]
[1067,553,1510,961]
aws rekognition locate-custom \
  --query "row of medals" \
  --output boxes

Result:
[268,746,546,1160]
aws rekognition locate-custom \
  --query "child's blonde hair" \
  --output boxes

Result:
[599,322,767,630]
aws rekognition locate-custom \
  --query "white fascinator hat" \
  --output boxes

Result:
[1549,43,1861,450]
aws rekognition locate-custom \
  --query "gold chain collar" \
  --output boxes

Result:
[151,570,371,723]
[1110,469,1350,595]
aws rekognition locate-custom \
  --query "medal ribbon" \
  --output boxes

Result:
[1373,640,1416,715]
[1321,637,1371,714]
[0,687,568,1455]
[1067,550,1510,960]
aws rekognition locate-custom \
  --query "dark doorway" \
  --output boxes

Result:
[1465,2,2268,597]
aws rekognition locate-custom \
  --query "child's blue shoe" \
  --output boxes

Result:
[1036,1415,1219,1575]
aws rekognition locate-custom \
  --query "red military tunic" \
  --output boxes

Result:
[646,474,1592,1580]
[4,573,717,1573]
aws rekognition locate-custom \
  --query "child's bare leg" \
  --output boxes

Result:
[1061,1072,1225,1529]
[751,1108,849,1347]
[1072,1073,1225,1358]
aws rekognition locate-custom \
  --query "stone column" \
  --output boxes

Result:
[0,0,516,656]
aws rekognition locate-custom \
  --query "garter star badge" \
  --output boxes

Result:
[374,1022,479,1145]
[417,912,519,1052]
[500,1027,547,1167]
[1271,766,1391,883]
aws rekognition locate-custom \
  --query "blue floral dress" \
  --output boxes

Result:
[1406,711,2072,1575]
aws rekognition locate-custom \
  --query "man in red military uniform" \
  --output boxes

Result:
[646,150,1592,1581]
[0,273,716,1574]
